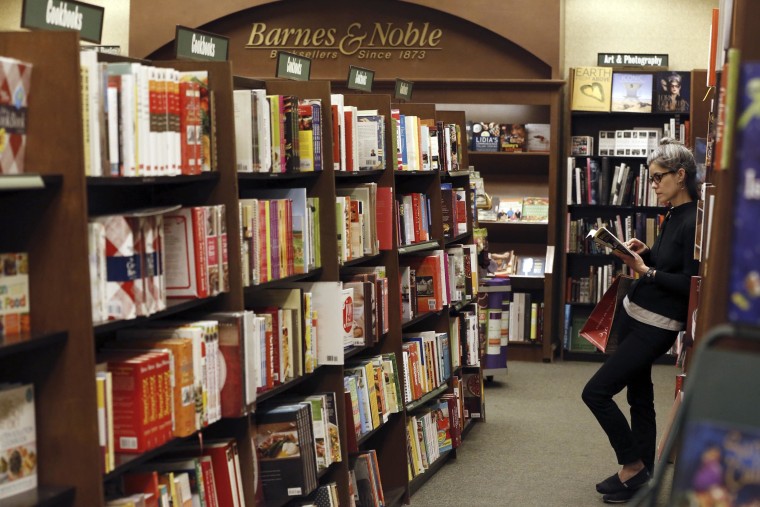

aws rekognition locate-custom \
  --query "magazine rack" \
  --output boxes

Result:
[632,324,760,506]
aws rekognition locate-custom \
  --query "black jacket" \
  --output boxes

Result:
[629,200,699,322]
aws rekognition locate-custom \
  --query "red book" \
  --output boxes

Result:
[376,186,394,250]
[344,391,359,454]
[123,471,161,507]
[101,352,155,453]
[411,193,422,243]
[201,440,244,507]
[344,109,354,171]
[200,456,219,507]
[441,394,462,448]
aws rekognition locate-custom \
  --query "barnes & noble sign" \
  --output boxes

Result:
[245,22,443,61]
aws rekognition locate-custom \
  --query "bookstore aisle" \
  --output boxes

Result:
[411,361,675,507]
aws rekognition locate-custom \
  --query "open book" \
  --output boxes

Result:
[586,226,635,257]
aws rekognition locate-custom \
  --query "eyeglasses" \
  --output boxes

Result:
[648,170,677,184]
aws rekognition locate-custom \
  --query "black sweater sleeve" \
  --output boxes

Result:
[654,217,699,297]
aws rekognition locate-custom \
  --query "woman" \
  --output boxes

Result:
[657,72,690,113]
[582,138,700,504]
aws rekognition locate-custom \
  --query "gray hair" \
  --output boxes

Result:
[647,137,699,200]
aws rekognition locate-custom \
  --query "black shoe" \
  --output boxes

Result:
[596,468,650,494]
[603,489,636,503]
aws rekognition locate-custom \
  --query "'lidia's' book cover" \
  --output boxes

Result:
[671,420,760,506]
[0,384,36,501]
[570,67,612,112]
[610,73,653,113]
[728,62,760,326]
[469,122,500,152]
[0,57,32,175]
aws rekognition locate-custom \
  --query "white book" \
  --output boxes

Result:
[233,90,254,172]
[252,90,272,172]
[0,384,36,500]
[80,50,103,176]
[330,93,346,171]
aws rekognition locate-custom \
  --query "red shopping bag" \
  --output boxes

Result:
[580,275,633,353]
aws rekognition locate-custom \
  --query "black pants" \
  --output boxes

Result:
[582,309,678,473]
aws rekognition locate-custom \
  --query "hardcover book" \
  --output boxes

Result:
[499,124,526,152]
[0,384,36,500]
[610,72,653,113]
[654,71,691,113]
[0,252,30,338]
[570,67,613,112]
[0,57,32,174]
[521,197,550,223]
[468,122,500,152]
[525,123,551,152]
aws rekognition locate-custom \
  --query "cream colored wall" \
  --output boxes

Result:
[564,0,718,74]
[0,0,130,53]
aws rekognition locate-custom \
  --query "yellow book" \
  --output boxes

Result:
[303,292,314,373]
[96,375,106,472]
[264,202,272,281]
[158,472,179,507]
[267,95,283,173]
[570,67,613,112]
[363,361,381,429]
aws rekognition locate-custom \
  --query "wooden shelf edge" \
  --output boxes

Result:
[405,382,449,412]
[2,485,75,507]
[356,411,398,447]
[384,486,408,507]
[93,295,223,335]
[445,231,473,246]
[340,253,383,268]
[87,173,219,186]
[394,170,439,177]
[256,370,319,404]
[401,309,443,330]
[0,331,67,359]
[237,171,321,181]
[244,269,323,292]
[335,169,385,179]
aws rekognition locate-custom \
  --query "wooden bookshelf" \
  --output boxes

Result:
[0,31,102,505]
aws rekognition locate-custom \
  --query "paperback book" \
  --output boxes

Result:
[586,226,634,257]
[0,384,36,500]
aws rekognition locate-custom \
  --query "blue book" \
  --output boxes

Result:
[728,62,760,325]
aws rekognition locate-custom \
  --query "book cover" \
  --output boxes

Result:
[255,404,315,505]
[654,71,691,113]
[671,420,760,505]
[521,197,549,222]
[0,384,36,500]
[525,123,550,152]
[728,61,760,325]
[0,57,32,174]
[0,252,30,338]
[570,67,613,112]
[499,123,526,152]
[469,122,500,152]
[610,72,653,113]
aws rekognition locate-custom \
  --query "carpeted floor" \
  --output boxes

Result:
[410,360,676,506]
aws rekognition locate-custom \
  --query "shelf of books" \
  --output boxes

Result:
[0,27,495,506]
[561,66,709,361]
[441,81,562,363]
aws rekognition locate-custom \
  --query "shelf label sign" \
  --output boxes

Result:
[347,66,375,92]
[175,26,229,62]
[597,53,668,67]
[21,0,105,43]
[394,79,414,101]
[276,51,311,81]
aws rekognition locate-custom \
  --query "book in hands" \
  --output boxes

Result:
[586,226,635,257]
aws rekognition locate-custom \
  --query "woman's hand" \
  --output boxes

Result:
[612,249,649,276]
[625,238,649,256]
